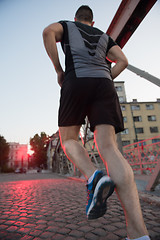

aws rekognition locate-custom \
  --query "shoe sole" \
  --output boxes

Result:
[87,176,115,220]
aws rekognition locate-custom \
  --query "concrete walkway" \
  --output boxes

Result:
[0,172,159,240]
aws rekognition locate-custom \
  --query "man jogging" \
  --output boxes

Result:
[43,5,150,240]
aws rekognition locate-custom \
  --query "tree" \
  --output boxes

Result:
[30,132,49,168]
[0,135,9,172]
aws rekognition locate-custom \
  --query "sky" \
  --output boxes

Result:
[0,0,160,144]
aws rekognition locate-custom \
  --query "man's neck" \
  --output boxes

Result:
[79,21,92,26]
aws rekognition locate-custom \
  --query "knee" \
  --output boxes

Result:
[97,141,116,158]
[61,139,77,154]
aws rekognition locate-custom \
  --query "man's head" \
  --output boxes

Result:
[75,5,94,26]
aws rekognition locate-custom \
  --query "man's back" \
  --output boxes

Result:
[59,21,114,79]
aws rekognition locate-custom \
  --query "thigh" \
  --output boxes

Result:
[59,125,81,144]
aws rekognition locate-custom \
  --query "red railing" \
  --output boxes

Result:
[123,136,160,174]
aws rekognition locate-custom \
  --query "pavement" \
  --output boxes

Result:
[0,172,159,240]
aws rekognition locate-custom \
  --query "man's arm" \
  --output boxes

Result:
[43,23,64,87]
[107,45,128,80]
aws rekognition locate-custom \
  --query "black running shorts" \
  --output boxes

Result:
[58,76,124,133]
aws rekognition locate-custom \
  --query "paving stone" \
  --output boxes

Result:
[24,223,36,229]
[0,214,9,219]
[29,229,42,236]
[17,227,31,234]
[0,224,8,230]
[69,229,84,237]
[106,232,120,240]
[0,230,7,239]
[0,219,6,224]
[66,223,79,230]
[40,231,53,238]
[92,227,107,236]
[20,213,28,217]
[85,232,99,240]
[46,226,59,232]
[3,232,23,240]
[36,219,47,224]
[51,233,66,239]
[62,237,75,240]
[148,221,160,226]
[152,227,160,233]
[7,225,19,232]
[57,227,71,234]
[20,235,34,240]
[14,221,26,226]
[89,221,102,228]
[78,225,94,233]
[114,228,127,237]
[149,230,160,238]
[35,224,47,230]
[103,225,117,232]
[113,222,126,228]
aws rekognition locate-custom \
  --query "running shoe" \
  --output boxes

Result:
[86,170,115,220]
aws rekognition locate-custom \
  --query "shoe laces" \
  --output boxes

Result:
[86,187,93,205]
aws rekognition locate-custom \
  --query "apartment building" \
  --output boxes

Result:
[114,81,160,146]
[121,100,160,145]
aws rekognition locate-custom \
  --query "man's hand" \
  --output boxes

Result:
[57,70,65,87]
[107,45,128,79]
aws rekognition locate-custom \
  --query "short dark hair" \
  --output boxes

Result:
[75,5,93,23]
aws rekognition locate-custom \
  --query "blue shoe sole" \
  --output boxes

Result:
[87,176,115,220]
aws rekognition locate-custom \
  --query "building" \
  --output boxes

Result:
[47,132,59,170]
[114,81,160,146]
[121,100,160,146]
[8,143,28,169]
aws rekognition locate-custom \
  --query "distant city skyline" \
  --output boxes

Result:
[0,0,160,144]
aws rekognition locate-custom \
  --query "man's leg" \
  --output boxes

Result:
[59,125,115,219]
[94,124,149,239]
[59,125,96,179]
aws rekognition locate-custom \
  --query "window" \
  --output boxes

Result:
[121,105,126,111]
[115,86,122,91]
[146,104,154,110]
[135,128,144,134]
[132,99,137,102]
[150,127,158,133]
[148,115,156,121]
[121,128,129,134]
[133,116,142,122]
[152,138,160,143]
[119,96,124,103]
[123,116,127,122]
[122,140,130,146]
[131,105,140,110]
